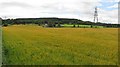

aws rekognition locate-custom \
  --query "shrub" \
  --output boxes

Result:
[3,24,8,27]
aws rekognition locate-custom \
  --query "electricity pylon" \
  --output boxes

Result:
[94,7,98,23]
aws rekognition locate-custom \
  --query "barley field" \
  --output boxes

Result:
[2,25,118,65]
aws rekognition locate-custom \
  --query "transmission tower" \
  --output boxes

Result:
[94,7,98,23]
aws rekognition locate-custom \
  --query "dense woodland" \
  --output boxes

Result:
[2,17,120,28]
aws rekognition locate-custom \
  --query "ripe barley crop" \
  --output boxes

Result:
[2,25,118,65]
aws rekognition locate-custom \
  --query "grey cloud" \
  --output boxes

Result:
[40,3,67,11]
[0,2,33,8]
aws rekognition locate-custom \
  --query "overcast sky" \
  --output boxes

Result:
[0,0,119,24]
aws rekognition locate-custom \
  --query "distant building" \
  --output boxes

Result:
[44,23,48,27]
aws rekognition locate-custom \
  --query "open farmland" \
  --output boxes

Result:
[2,25,118,65]
[62,24,104,28]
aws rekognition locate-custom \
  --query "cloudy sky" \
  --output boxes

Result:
[0,0,119,24]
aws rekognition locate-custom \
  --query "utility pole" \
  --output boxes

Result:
[118,1,120,24]
[0,18,2,25]
[0,17,2,67]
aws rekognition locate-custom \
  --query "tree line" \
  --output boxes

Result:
[2,17,120,28]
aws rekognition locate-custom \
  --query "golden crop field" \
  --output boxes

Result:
[2,25,118,65]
